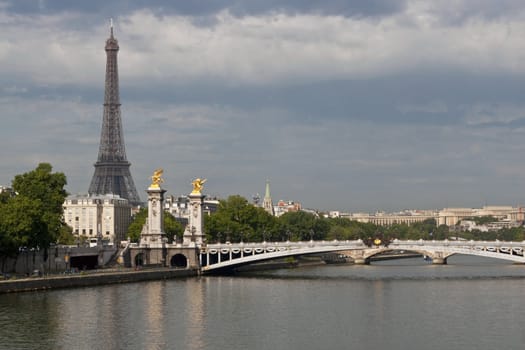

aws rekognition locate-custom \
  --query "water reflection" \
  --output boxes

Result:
[0,292,59,350]
[185,279,205,350]
[0,256,524,350]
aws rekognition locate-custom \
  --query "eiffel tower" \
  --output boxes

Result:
[88,22,142,206]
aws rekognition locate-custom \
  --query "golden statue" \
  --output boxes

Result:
[150,168,164,188]
[191,178,206,194]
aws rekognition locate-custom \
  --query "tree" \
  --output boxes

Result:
[11,163,67,249]
[127,208,148,242]
[0,163,67,270]
[164,212,185,243]
[277,211,329,241]
[127,208,184,243]
[0,196,42,259]
[56,223,75,245]
[204,195,277,242]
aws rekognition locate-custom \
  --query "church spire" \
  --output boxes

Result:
[262,179,274,216]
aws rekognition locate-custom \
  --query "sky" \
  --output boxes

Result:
[1,0,525,213]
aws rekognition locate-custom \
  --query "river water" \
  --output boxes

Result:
[1,255,524,350]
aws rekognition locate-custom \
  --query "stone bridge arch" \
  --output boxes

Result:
[170,253,188,268]
[342,248,453,264]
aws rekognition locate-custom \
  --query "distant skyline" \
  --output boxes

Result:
[2,0,525,212]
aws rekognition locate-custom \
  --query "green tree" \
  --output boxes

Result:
[164,212,185,243]
[469,216,497,225]
[56,223,75,245]
[127,208,148,242]
[127,208,184,243]
[204,195,278,242]
[277,211,329,241]
[412,219,437,239]
[0,196,42,259]
[11,163,68,249]
[0,163,67,270]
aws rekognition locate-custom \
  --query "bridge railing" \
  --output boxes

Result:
[203,239,366,250]
[200,239,525,270]
[390,239,525,247]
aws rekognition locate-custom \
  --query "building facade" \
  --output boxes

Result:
[342,210,437,225]
[63,194,132,245]
[274,200,302,217]
[437,206,524,226]
[165,195,219,221]
[337,206,524,228]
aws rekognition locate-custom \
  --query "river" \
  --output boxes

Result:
[0,255,524,350]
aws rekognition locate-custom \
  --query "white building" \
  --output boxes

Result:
[165,195,220,220]
[343,210,437,225]
[63,194,132,245]
[437,206,524,226]
[274,200,302,217]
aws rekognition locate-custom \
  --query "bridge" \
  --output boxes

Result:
[199,239,525,273]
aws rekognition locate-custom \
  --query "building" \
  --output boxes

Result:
[165,195,220,224]
[343,210,437,225]
[337,206,524,228]
[63,194,132,245]
[88,22,142,206]
[274,200,302,217]
[437,206,524,226]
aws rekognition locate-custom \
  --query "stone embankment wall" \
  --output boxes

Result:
[0,268,198,293]
[1,246,116,275]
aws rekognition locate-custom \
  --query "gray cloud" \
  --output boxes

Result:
[2,1,525,212]
[6,0,406,18]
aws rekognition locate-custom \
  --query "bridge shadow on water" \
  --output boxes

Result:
[229,255,525,282]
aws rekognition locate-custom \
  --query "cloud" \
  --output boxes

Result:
[4,0,406,18]
[463,103,525,126]
[2,1,525,212]
[398,100,448,114]
[2,3,525,88]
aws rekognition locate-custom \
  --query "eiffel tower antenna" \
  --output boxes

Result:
[88,22,142,206]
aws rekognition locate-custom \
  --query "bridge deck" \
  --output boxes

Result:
[200,239,525,272]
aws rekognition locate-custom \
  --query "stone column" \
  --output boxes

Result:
[431,251,447,264]
[345,249,371,265]
[353,258,370,265]
[140,186,167,248]
[183,193,205,247]
[432,257,447,264]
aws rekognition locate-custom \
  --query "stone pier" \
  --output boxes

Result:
[127,172,206,271]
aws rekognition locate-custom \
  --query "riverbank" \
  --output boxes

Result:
[0,267,198,294]
[0,253,424,293]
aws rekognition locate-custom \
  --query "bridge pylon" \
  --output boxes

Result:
[182,183,206,247]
